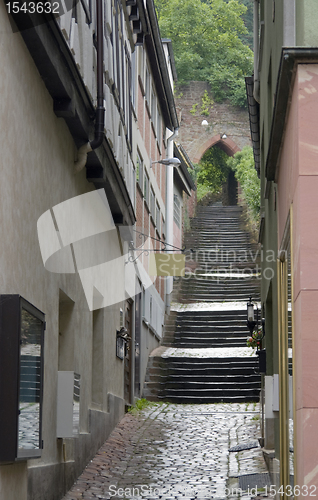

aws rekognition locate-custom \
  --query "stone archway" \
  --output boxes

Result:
[194,135,240,205]
[192,134,240,164]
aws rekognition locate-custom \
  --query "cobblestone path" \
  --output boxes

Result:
[62,402,268,500]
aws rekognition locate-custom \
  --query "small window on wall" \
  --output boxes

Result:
[136,151,143,191]
[162,217,166,237]
[131,50,136,109]
[0,295,45,462]
[80,0,92,23]
[156,203,160,232]
[151,88,156,128]
[149,295,153,324]
[144,172,149,206]
[174,194,181,228]
[157,105,161,145]
[145,66,150,103]
[150,188,155,218]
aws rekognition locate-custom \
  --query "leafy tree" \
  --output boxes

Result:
[224,0,253,48]
[155,0,253,107]
[227,146,260,222]
[238,0,253,48]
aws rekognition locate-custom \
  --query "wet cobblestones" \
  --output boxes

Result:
[62,402,268,500]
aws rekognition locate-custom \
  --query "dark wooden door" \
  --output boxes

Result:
[134,292,141,397]
[124,299,132,404]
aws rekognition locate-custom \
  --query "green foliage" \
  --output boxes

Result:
[127,398,152,415]
[196,183,211,201]
[190,103,198,115]
[197,146,230,194]
[188,163,211,202]
[154,0,253,107]
[224,0,253,48]
[200,90,213,116]
[238,0,253,48]
[188,162,199,183]
[227,146,260,222]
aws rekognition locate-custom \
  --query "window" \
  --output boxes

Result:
[80,0,91,23]
[174,194,181,228]
[131,50,136,109]
[150,187,155,218]
[0,295,45,461]
[151,88,156,127]
[132,165,136,207]
[136,151,143,191]
[141,286,145,318]
[156,203,160,232]
[157,105,161,144]
[149,295,153,323]
[145,66,150,104]
[162,217,166,237]
[144,171,149,206]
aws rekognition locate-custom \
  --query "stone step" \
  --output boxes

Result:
[175,325,249,333]
[146,364,258,376]
[174,332,249,339]
[179,284,260,292]
[174,332,248,340]
[177,293,260,300]
[148,356,258,370]
[174,309,247,317]
[145,373,261,383]
[156,393,260,403]
[147,380,261,391]
[171,341,248,348]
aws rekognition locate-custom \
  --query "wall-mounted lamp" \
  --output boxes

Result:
[246,297,266,339]
[116,327,131,359]
[247,296,257,335]
[246,297,266,374]
[150,157,181,168]
[221,133,227,139]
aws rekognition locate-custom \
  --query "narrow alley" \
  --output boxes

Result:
[62,403,267,500]
[62,204,269,500]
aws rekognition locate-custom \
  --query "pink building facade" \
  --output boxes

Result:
[276,61,318,490]
[247,0,318,493]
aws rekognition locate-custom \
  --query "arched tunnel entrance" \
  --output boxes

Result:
[196,134,240,206]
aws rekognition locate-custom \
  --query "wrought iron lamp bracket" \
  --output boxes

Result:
[126,230,185,264]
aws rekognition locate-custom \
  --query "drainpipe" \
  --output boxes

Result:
[165,127,179,311]
[74,0,105,173]
[253,0,260,103]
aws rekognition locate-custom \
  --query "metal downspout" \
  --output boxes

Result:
[165,128,179,310]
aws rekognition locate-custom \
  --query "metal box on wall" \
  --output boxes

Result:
[56,371,81,438]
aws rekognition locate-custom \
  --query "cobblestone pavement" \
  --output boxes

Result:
[62,402,269,500]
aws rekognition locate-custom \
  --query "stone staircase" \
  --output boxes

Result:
[172,310,250,349]
[145,357,261,403]
[143,204,261,403]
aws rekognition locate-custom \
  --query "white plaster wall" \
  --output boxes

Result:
[0,7,125,498]
[0,463,27,500]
